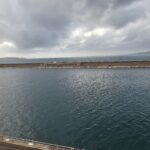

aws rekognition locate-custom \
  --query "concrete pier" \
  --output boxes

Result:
[0,135,79,150]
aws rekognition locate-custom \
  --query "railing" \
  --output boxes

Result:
[0,135,80,150]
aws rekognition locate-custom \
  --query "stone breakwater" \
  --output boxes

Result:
[0,61,150,68]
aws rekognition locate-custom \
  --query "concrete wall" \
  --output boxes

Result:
[0,135,79,150]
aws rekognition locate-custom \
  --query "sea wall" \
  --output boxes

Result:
[0,135,79,150]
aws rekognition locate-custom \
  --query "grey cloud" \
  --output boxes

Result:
[70,0,145,29]
[18,0,72,30]
[105,1,145,28]
[0,0,73,50]
[113,0,141,7]
[122,25,150,50]
[0,0,149,57]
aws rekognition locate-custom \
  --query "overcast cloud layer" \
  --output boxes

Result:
[0,0,149,58]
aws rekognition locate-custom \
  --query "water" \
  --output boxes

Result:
[0,68,150,150]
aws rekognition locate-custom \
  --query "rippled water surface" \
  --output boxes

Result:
[0,68,150,150]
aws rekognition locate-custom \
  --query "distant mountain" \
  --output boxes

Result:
[0,53,150,64]
[133,51,150,56]
[0,57,26,60]
[0,57,27,64]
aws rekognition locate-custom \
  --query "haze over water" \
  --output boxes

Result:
[0,55,150,64]
[0,68,150,150]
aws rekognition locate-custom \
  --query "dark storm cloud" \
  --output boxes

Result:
[113,0,141,7]
[0,0,149,57]
[79,0,145,28]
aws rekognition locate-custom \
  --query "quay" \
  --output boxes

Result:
[0,135,79,150]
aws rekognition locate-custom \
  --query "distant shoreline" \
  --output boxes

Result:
[0,61,150,68]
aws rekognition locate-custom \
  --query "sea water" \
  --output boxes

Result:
[0,68,150,150]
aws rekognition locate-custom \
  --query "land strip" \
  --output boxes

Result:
[0,61,150,68]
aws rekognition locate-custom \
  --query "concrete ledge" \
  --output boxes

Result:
[0,135,79,150]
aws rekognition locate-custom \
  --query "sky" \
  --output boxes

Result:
[0,0,149,58]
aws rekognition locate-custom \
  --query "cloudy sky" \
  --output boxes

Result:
[0,0,149,58]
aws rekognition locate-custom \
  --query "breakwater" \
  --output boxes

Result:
[0,61,150,68]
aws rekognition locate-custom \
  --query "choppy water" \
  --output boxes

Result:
[0,68,150,150]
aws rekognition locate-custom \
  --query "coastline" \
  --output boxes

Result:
[0,61,150,68]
